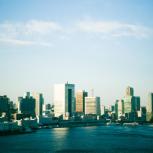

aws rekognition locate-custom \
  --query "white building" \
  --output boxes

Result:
[54,83,75,119]
[85,97,101,115]
[146,93,153,121]
[101,105,105,115]
[116,99,124,119]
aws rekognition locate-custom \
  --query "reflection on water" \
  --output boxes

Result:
[0,125,153,153]
[55,149,97,153]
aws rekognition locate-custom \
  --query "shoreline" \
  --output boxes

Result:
[1,121,153,136]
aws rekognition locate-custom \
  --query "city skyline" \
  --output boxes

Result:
[0,84,151,107]
[0,0,153,105]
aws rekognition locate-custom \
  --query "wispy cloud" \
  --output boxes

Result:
[76,20,152,38]
[0,19,152,47]
[0,38,52,47]
[0,20,62,47]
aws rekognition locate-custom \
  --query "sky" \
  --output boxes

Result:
[0,0,153,106]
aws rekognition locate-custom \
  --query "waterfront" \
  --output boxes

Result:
[0,125,153,153]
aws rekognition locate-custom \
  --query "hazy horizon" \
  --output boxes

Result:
[0,0,153,106]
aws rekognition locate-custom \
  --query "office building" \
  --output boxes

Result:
[146,93,153,122]
[85,97,101,115]
[76,90,88,113]
[0,95,10,113]
[18,92,36,118]
[0,95,14,121]
[132,96,140,112]
[115,99,124,119]
[101,105,105,115]
[124,96,133,114]
[33,93,44,117]
[126,86,134,97]
[54,83,75,119]
[123,87,141,121]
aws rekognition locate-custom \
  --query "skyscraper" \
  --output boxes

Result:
[76,90,88,113]
[18,92,36,118]
[132,96,140,112]
[146,93,153,121]
[0,95,14,121]
[115,99,124,119]
[126,86,134,97]
[123,86,141,121]
[85,97,101,115]
[33,93,44,117]
[124,96,133,114]
[54,83,75,119]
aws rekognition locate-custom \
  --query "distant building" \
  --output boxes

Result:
[123,87,141,121]
[42,103,54,117]
[132,96,140,112]
[101,105,105,115]
[0,95,10,113]
[18,92,36,118]
[33,93,44,117]
[146,93,153,122]
[141,106,146,122]
[85,97,101,115]
[54,83,75,119]
[115,99,124,119]
[126,86,134,97]
[0,95,14,121]
[76,90,88,113]
[124,96,133,114]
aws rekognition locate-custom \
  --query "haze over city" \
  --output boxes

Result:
[0,0,153,105]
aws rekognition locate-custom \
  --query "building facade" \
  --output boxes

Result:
[33,93,44,117]
[18,92,36,118]
[115,99,124,119]
[85,97,101,115]
[76,90,88,113]
[54,83,75,119]
[123,87,141,121]
[146,93,153,121]
[126,86,134,97]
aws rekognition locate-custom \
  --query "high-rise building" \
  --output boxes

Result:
[85,97,101,115]
[115,99,124,119]
[126,86,134,97]
[146,93,153,121]
[123,87,141,121]
[0,95,14,121]
[76,90,88,113]
[124,96,133,114]
[33,93,44,117]
[54,83,75,119]
[18,92,36,117]
[101,105,105,115]
[132,96,140,112]
[0,95,10,113]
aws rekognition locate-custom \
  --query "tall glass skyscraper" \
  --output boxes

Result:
[54,83,75,119]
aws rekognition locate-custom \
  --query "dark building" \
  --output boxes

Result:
[0,95,10,113]
[18,92,36,118]
[132,96,140,112]
[0,95,16,121]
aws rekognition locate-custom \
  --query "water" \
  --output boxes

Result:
[0,125,153,153]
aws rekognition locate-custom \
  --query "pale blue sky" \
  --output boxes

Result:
[0,0,153,105]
